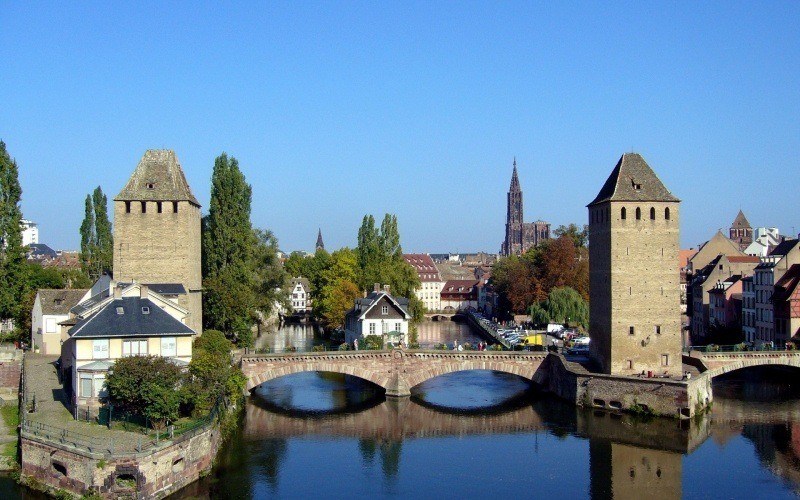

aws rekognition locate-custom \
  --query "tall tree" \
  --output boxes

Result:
[252,228,289,323]
[202,153,258,346]
[78,186,113,279]
[0,141,28,328]
[92,186,113,275]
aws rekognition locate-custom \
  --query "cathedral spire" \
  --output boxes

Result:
[510,158,521,192]
[315,228,325,252]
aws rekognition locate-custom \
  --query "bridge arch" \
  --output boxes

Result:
[404,359,540,391]
[705,354,800,380]
[245,363,390,393]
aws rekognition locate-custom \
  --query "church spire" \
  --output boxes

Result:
[315,228,325,252]
[510,158,521,192]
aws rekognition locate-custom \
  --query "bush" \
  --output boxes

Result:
[312,344,326,352]
[489,344,504,351]
[338,342,351,351]
[462,343,475,351]
[408,342,421,350]
[434,343,448,350]
[362,335,383,350]
[106,356,183,429]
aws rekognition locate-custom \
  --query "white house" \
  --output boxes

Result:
[745,228,782,257]
[289,277,312,313]
[344,285,410,346]
[31,289,90,354]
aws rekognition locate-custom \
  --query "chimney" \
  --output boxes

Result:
[140,285,149,300]
[374,283,380,292]
[383,284,390,294]
[113,285,122,299]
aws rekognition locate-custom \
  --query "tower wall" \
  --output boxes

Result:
[589,201,681,376]
[113,199,203,334]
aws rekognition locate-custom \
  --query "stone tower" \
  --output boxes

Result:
[729,210,753,252]
[316,228,325,252]
[113,150,203,334]
[587,153,681,376]
[502,159,524,256]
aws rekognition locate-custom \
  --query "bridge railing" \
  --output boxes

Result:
[244,343,508,356]
[686,344,792,354]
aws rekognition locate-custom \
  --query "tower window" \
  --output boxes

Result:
[141,201,147,213]
[661,354,669,366]
[621,207,626,220]
[173,201,179,213]
[125,201,131,213]
[655,325,661,335]
[665,207,671,220]
[650,207,656,220]
[629,326,635,335]
[157,201,162,213]
[635,207,641,220]
[146,183,155,189]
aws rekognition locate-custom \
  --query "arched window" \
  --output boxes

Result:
[665,207,670,220]
[635,207,641,220]
[650,207,656,220]
[621,207,626,220]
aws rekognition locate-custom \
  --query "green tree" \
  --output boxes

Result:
[529,302,550,326]
[554,223,589,248]
[252,229,289,323]
[541,287,588,329]
[186,329,244,415]
[202,153,257,346]
[79,187,113,279]
[0,141,28,334]
[283,251,313,279]
[318,279,361,328]
[105,356,183,429]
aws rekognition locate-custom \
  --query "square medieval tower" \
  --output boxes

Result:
[113,150,203,334]
[587,153,681,377]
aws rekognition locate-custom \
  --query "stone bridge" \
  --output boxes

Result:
[687,351,800,379]
[240,349,548,397]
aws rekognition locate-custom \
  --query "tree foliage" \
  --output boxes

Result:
[553,223,589,248]
[186,329,244,415]
[79,186,113,279]
[540,287,588,329]
[0,141,28,326]
[105,356,183,429]
[492,233,589,316]
[202,153,287,346]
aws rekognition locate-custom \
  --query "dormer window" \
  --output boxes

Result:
[631,179,642,190]
[142,306,150,315]
[116,307,124,315]
[146,183,155,189]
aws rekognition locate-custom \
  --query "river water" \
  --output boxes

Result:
[5,322,800,498]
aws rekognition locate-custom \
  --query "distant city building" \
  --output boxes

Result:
[21,219,38,247]
[587,153,681,377]
[753,239,800,346]
[289,277,312,313]
[344,284,410,346]
[26,243,58,261]
[440,279,479,311]
[729,210,753,252]
[708,275,743,338]
[745,227,782,257]
[741,276,756,343]
[500,159,550,256]
[773,264,800,343]
[403,254,443,311]
[316,228,325,252]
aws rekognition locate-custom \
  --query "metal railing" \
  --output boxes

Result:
[686,344,793,354]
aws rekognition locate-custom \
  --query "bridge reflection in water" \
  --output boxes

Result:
[180,369,800,499]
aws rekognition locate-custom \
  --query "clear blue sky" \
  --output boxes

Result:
[2,2,798,253]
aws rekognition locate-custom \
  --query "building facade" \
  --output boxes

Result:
[500,159,550,256]
[113,150,203,335]
[31,289,90,355]
[587,153,682,377]
[403,254,444,311]
[289,277,312,313]
[440,280,480,311]
[754,240,800,345]
[21,219,39,247]
[774,264,800,343]
[741,276,756,343]
[344,285,410,346]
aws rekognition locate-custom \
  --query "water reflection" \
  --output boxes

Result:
[174,367,800,499]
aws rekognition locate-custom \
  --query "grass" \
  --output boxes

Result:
[0,403,20,459]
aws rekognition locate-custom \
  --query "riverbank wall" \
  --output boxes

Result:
[464,313,511,348]
[534,354,712,419]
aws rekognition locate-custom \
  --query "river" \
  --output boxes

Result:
[4,322,800,498]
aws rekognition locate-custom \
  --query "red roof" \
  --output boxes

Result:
[441,279,480,298]
[727,256,761,264]
[679,249,697,270]
[403,254,441,282]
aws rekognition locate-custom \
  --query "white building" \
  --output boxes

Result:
[21,219,39,247]
[745,227,782,257]
[403,254,444,311]
[344,285,410,346]
[31,289,91,354]
[289,277,312,313]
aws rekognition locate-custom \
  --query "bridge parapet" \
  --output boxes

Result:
[241,349,548,397]
[694,351,800,378]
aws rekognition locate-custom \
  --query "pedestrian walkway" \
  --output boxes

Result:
[22,354,155,453]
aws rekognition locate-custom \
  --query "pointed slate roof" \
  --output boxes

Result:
[115,150,200,206]
[588,153,679,206]
[509,158,521,192]
[731,210,751,229]
[69,296,195,339]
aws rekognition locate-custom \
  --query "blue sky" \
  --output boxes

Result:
[2,2,798,253]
